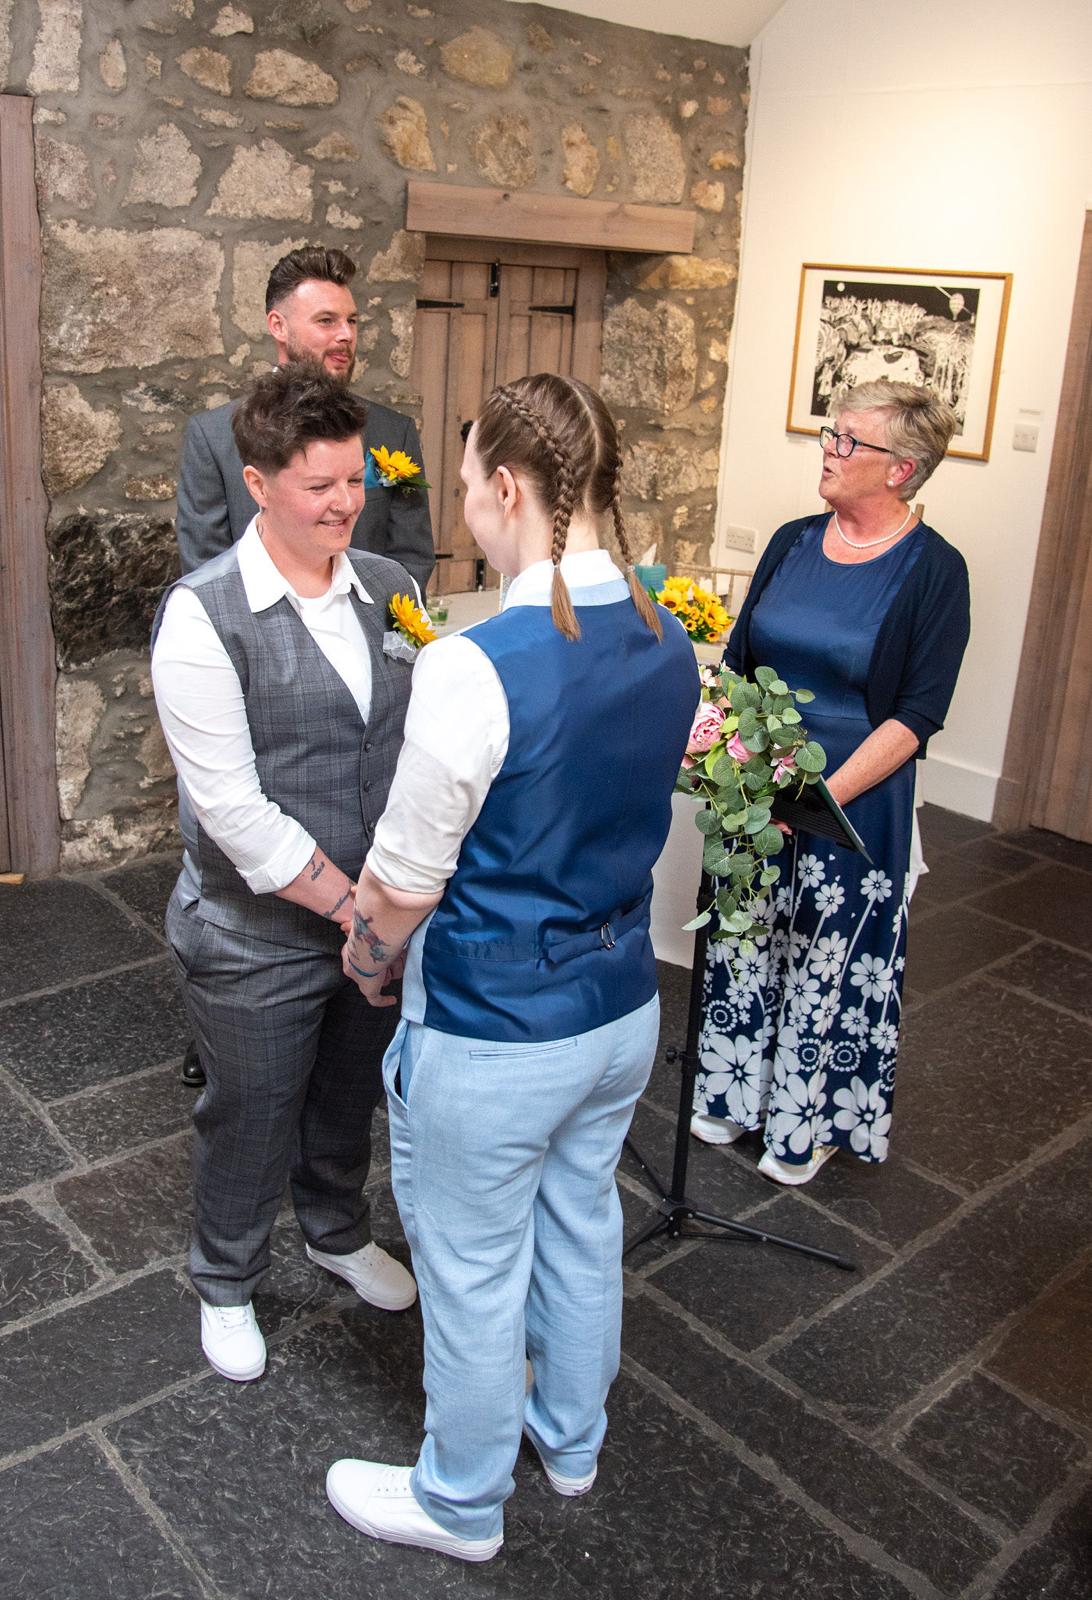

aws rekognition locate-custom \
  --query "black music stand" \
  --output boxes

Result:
[623,871,856,1271]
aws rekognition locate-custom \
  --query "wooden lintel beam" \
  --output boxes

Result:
[406,181,696,256]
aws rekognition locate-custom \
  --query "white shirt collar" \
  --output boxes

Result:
[236,518,373,613]
[503,548,622,609]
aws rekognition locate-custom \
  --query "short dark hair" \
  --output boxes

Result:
[232,366,368,473]
[265,246,357,313]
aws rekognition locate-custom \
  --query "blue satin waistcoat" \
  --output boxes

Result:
[405,578,699,1042]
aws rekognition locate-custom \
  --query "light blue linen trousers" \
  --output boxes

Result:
[382,995,659,1540]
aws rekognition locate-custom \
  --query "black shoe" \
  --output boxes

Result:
[180,1041,206,1089]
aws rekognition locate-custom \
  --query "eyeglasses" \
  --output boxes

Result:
[819,425,894,459]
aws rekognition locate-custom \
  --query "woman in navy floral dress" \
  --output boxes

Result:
[693,382,970,1184]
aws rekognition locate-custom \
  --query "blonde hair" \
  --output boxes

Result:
[836,380,957,500]
[474,374,661,642]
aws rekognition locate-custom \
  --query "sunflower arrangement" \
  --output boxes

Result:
[656,575,732,643]
[369,446,431,494]
[388,592,437,649]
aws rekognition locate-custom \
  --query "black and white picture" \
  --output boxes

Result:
[787,264,1012,462]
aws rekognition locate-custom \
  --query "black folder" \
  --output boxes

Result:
[771,776,872,862]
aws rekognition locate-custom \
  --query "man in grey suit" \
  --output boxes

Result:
[154,367,418,1381]
[176,245,434,1089]
[176,245,434,595]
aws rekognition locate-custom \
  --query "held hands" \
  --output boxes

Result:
[341,940,404,1005]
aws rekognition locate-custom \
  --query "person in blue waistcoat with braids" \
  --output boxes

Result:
[323,373,700,1562]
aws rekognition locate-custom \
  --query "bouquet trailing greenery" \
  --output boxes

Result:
[678,663,827,955]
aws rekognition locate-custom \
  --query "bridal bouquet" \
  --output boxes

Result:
[679,664,826,954]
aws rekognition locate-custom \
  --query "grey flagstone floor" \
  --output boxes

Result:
[0,803,1089,1599]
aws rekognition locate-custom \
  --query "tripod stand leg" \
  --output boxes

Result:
[623,868,857,1274]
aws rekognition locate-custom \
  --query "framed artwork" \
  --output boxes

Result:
[786,263,1012,461]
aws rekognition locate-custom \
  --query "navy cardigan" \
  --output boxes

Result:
[724,515,971,757]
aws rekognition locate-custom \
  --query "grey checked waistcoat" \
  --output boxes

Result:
[153,545,414,952]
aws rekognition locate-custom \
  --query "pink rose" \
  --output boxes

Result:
[773,754,796,783]
[725,731,752,764]
[686,704,724,756]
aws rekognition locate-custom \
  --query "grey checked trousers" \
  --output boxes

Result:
[166,890,399,1304]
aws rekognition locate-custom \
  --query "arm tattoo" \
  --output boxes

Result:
[351,908,395,966]
[308,853,326,883]
[324,886,353,922]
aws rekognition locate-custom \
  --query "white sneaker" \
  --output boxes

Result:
[536,1450,597,1497]
[326,1460,502,1562]
[305,1241,417,1311]
[757,1145,837,1186]
[690,1113,746,1145]
[199,1300,266,1382]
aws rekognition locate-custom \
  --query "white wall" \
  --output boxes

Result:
[716,0,1092,819]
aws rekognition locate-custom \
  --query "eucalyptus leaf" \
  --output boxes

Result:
[795,744,823,772]
[770,678,789,695]
[759,865,780,885]
[742,728,770,753]
[682,910,712,931]
[710,755,737,786]
[795,688,815,703]
[737,939,757,958]
[781,707,802,724]
[754,824,785,855]
[754,666,777,689]
[695,809,722,834]
[724,909,752,934]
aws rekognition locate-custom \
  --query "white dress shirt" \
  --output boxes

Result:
[152,519,386,894]
[367,549,626,896]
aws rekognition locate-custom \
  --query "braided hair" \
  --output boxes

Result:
[474,374,662,643]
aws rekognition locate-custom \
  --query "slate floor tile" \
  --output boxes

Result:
[898,1372,1085,1531]
[991,938,1092,1023]
[644,1192,881,1352]
[986,1259,1092,1431]
[913,851,1009,908]
[623,1290,997,1592]
[619,1099,762,1225]
[895,978,1092,1188]
[770,1136,1092,1429]
[0,1200,100,1326]
[902,905,1029,996]
[988,1480,1092,1600]
[109,1313,912,1600]
[53,1137,193,1273]
[918,804,995,855]
[0,1269,198,1455]
[0,879,159,1003]
[950,836,1042,877]
[797,1149,960,1251]
[100,852,178,932]
[50,1063,193,1162]
[0,1079,72,1195]
[971,861,1092,953]
[0,1435,206,1600]
[1,960,189,1101]
[1003,827,1092,876]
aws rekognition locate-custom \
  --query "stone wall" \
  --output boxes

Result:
[2,0,747,866]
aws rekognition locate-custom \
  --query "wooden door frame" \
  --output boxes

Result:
[994,212,1092,832]
[0,95,59,876]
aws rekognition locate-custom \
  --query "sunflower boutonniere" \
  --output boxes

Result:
[368,445,430,494]
[383,592,437,663]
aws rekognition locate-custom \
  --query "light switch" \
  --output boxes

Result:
[1013,422,1039,452]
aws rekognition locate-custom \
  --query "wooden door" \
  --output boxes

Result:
[411,239,606,595]
[996,213,1092,839]
[0,97,59,876]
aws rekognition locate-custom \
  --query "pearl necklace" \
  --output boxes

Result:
[833,508,913,550]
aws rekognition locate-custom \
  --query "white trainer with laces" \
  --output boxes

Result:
[690,1113,746,1146]
[326,1460,502,1563]
[758,1144,837,1186]
[305,1241,417,1311]
[199,1300,266,1382]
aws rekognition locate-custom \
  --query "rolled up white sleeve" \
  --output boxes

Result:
[366,633,509,895]
[151,585,317,893]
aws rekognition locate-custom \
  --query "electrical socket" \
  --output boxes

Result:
[723,524,756,553]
